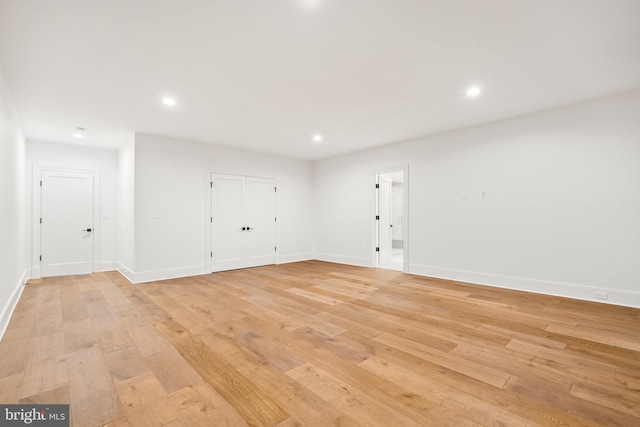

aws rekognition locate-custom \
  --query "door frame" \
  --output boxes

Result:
[31,166,101,278]
[206,171,278,274]
[371,165,409,272]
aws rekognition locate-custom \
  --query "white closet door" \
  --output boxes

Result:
[211,173,276,272]
[245,177,276,268]
[212,173,245,271]
[41,170,94,277]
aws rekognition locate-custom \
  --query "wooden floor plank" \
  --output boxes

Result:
[19,385,69,405]
[0,373,24,404]
[0,334,30,377]
[145,348,202,393]
[169,381,248,427]
[125,324,173,356]
[374,332,511,388]
[450,342,574,392]
[96,327,135,354]
[103,346,150,381]
[506,375,640,426]
[546,322,640,352]
[369,380,483,427]
[63,318,99,354]
[570,378,640,419]
[115,371,181,427]
[67,346,124,426]
[359,355,539,427]
[154,319,290,426]
[21,332,67,399]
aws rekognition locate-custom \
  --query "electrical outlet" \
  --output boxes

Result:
[594,291,608,300]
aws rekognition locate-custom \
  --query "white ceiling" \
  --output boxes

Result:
[1,0,639,161]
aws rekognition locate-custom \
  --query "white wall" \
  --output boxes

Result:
[26,140,119,275]
[314,89,640,307]
[129,133,314,282]
[0,66,27,336]
[118,134,136,276]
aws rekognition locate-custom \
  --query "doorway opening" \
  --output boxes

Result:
[374,168,407,272]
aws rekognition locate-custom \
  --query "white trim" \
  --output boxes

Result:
[97,261,119,272]
[410,264,640,309]
[204,170,212,274]
[31,265,41,280]
[117,262,135,283]
[276,253,314,264]
[208,171,278,274]
[315,253,370,268]
[32,165,101,278]
[124,264,206,284]
[0,269,29,340]
[371,165,409,273]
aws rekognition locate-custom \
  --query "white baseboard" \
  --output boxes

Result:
[314,253,370,268]
[120,264,207,284]
[33,261,118,278]
[0,269,30,340]
[97,261,119,272]
[116,263,135,283]
[410,264,640,309]
[277,253,314,264]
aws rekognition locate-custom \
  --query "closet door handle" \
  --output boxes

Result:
[246,227,253,231]
[241,227,246,231]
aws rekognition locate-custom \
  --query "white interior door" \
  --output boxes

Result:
[378,176,392,266]
[211,173,276,272]
[245,177,276,268]
[41,170,94,277]
[212,174,246,271]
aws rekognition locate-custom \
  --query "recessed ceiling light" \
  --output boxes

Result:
[162,97,176,106]
[466,86,482,97]
[73,127,85,138]
[313,134,323,142]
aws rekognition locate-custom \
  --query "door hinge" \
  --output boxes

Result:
[274,217,277,222]
[375,215,379,220]
[39,255,42,261]
[210,182,213,188]
[210,217,212,223]
[275,246,277,252]
[375,247,380,252]
[210,251,213,258]
[274,187,277,192]
[40,218,42,224]
[375,183,379,189]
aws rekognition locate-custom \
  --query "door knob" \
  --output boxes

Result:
[83,228,92,232]
[246,227,253,231]
[241,227,246,231]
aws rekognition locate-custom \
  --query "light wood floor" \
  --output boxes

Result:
[1,261,639,426]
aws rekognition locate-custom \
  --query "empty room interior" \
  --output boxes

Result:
[1,1,640,426]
